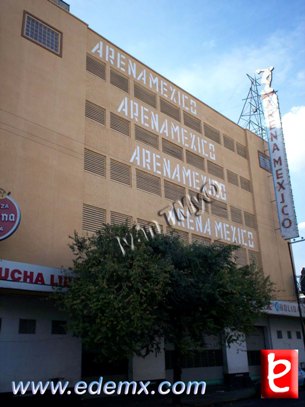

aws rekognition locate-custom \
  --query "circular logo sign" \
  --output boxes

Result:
[0,195,21,241]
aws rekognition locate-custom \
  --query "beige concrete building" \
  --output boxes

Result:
[0,0,304,392]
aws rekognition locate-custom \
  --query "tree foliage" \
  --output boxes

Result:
[56,224,172,359]
[56,224,274,364]
[150,235,273,350]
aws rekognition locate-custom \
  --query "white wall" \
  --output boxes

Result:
[223,334,249,374]
[131,343,166,381]
[268,315,305,365]
[0,294,81,392]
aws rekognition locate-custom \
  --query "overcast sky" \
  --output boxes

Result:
[68,0,305,277]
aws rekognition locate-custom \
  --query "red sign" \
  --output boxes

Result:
[0,260,72,292]
[261,350,298,399]
[0,195,21,240]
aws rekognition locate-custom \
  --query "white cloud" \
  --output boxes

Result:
[200,39,216,50]
[298,222,305,231]
[282,106,305,173]
[166,24,303,121]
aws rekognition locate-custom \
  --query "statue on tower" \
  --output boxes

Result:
[0,188,10,200]
[256,66,274,94]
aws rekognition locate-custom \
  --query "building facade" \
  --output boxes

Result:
[0,0,304,392]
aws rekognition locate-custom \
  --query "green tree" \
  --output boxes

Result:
[57,224,173,359]
[149,234,274,386]
[56,224,273,403]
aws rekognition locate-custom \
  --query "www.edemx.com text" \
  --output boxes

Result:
[12,377,206,396]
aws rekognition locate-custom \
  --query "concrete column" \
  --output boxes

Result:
[223,333,251,388]
[130,340,166,381]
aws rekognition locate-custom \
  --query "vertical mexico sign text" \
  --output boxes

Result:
[258,67,298,240]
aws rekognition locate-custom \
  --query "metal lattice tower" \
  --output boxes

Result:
[238,74,267,140]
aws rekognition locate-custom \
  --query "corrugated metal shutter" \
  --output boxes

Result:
[136,169,161,196]
[110,159,131,186]
[110,69,129,92]
[240,176,252,192]
[236,142,247,158]
[183,112,201,133]
[84,149,106,177]
[204,124,221,144]
[227,170,239,186]
[135,125,159,149]
[223,134,235,151]
[164,180,185,201]
[207,161,224,179]
[230,206,243,224]
[186,150,205,170]
[110,112,130,136]
[86,54,106,80]
[82,204,106,232]
[244,212,257,229]
[137,218,163,233]
[192,234,211,245]
[211,200,228,219]
[110,211,133,226]
[85,100,106,125]
[162,139,183,160]
[134,84,157,108]
[168,228,189,243]
[137,218,151,227]
[160,98,180,121]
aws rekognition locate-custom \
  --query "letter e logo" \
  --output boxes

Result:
[261,350,298,399]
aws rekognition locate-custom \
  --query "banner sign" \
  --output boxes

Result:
[258,68,298,239]
[0,259,72,292]
[265,300,305,317]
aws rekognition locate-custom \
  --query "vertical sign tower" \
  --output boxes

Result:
[238,74,267,141]
[257,67,298,240]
